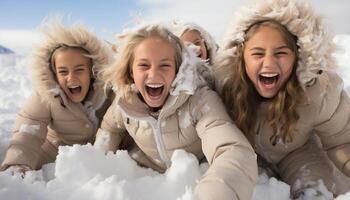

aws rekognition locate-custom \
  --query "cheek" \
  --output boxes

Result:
[56,76,65,86]
[244,59,256,80]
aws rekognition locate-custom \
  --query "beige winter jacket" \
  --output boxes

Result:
[1,22,113,170]
[95,49,258,200]
[216,0,350,195]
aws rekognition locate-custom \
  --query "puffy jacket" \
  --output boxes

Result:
[1,21,113,170]
[95,44,257,200]
[216,0,350,195]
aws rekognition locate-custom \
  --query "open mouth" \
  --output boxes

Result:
[68,85,82,95]
[259,73,279,86]
[145,83,164,98]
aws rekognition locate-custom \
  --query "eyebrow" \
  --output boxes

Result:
[56,64,88,69]
[135,58,174,62]
[248,45,291,51]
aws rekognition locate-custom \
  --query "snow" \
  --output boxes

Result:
[0,35,350,199]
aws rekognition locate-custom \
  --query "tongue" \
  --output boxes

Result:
[70,87,81,94]
[147,87,162,96]
[260,76,276,85]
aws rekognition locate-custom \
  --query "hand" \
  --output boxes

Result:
[7,165,31,178]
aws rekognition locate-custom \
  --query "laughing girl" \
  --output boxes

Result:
[1,20,113,173]
[216,0,350,198]
[94,24,257,200]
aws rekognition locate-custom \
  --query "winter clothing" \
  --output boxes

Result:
[94,29,258,200]
[1,21,113,170]
[174,22,218,63]
[217,0,350,196]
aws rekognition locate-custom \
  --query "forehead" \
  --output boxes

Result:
[245,26,288,47]
[54,48,91,65]
[181,29,202,40]
[133,37,175,58]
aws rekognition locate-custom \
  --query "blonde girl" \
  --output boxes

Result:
[94,24,257,200]
[174,22,218,64]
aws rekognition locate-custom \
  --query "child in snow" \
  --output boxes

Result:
[174,22,218,64]
[93,24,257,200]
[1,20,113,174]
[215,0,350,198]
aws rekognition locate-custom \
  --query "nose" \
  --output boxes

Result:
[263,54,278,69]
[67,72,76,82]
[148,66,159,79]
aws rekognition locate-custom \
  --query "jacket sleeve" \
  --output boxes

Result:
[94,99,126,153]
[313,71,350,177]
[1,92,51,170]
[192,87,258,200]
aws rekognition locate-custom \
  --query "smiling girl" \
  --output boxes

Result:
[1,20,113,174]
[174,22,218,64]
[216,0,350,198]
[93,24,257,200]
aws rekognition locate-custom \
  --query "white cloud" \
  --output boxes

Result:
[139,0,247,42]
[0,29,42,55]
[138,0,350,44]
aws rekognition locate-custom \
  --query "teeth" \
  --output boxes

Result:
[260,73,278,78]
[146,84,163,88]
[68,85,80,89]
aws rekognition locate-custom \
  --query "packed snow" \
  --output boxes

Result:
[0,34,349,200]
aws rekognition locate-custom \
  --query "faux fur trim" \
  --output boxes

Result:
[29,20,113,103]
[220,0,336,87]
[170,46,214,96]
[173,21,218,62]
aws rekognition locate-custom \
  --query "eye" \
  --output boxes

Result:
[76,68,85,72]
[57,70,68,76]
[275,51,288,57]
[251,52,264,57]
[160,64,171,68]
[194,42,201,46]
[137,63,150,70]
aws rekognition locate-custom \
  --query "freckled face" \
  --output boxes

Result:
[180,30,208,60]
[243,26,296,98]
[132,37,176,109]
[55,49,91,103]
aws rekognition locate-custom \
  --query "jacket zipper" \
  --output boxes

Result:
[149,119,171,168]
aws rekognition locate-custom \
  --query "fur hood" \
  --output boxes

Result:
[29,20,113,102]
[113,23,214,99]
[173,21,218,63]
[170,45,214,96]
[220,0,336,87]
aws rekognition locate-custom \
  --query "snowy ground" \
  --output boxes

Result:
[0,35,349,200]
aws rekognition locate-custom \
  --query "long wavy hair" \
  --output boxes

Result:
[100,25,184,101]
[217,20,306,144]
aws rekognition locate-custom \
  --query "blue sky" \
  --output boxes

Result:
[1,0,349,55]
[0,0,142,41]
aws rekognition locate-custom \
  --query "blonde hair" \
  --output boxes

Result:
[101,25,184,100]
[218,20,305,144]
[50,45,93,74]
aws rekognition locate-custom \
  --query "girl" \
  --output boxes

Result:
[174,22,218,64]
[1,20,113,173]
[216,0,350,198]
[93,24,257,200]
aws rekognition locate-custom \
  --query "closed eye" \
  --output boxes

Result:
[137,63,149,68]
[251,52,264,57]
[57,70,68,75]
[275,51,289,57]
[160,64,171,68]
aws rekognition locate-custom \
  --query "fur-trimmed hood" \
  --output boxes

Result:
[113,23,214,101]
[220,0,336,87]
[173,21,218,63]
[29,20,113,103]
